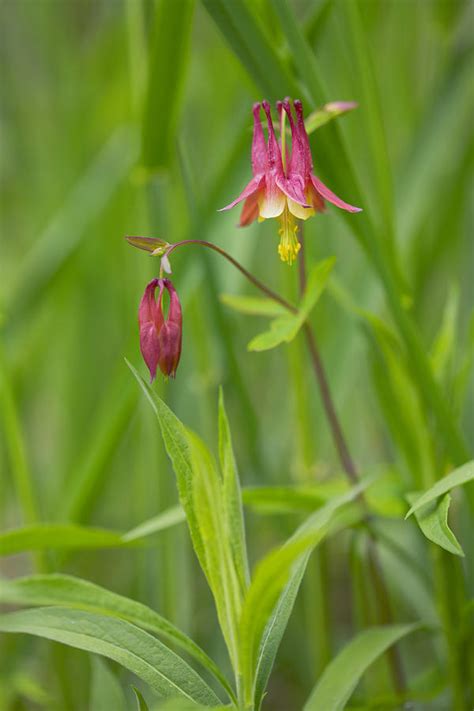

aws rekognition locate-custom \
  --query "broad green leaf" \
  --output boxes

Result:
[247,258,335,352]
[303,624,418,711]
[142,0,195,171]
[220,294,287,317]
[240,480,368,705]
[132,687,150,711]
[0,574,234,702]
[123,506,185,542]
[405,461,474,518]
[90,658,127,711]
[0,608,221,705]
[218,389,250,593]
[407,493,464,557]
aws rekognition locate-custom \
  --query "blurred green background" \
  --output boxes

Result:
[1,0,473,709]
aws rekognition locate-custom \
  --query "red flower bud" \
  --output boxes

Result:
[138,278,182,381]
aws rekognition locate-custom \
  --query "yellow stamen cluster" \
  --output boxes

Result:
[277,206,300,265]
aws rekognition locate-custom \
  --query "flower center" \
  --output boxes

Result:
[277,205,300,265]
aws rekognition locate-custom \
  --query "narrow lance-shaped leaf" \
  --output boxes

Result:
[132,687,150,711]
[128,361,243,677]
[0,504,186,557]
[0,573,234,701]
[0,608,221,706]
[406,492,464,557]
[303,624,419,711]
[405,460,474,518]
[240,480,368,706]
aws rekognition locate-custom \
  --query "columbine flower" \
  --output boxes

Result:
[139,278,182,381]
[220,99,361,265]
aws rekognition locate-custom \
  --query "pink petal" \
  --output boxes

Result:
[276,174,310,208]
[311,174,362,213]
[294,100,313,176]
[262,100,284,174]
[282,99,306,179]
[251,103,267,176]
[219,175,264,211]
[239,191,260,226]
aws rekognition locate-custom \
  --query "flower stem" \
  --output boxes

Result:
[297,226,405,695]
[164,239,296,313]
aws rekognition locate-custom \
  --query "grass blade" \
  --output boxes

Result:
[142,0,195,172]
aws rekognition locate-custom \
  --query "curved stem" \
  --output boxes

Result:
[297,225,405,695]
[164,240,296,314]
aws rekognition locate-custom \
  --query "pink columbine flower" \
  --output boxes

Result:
[139,278,182,381]
[220,99,362,265]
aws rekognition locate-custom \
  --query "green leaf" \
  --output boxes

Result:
[407,493,464,557]
[405,460,474,518]
[142,0,195,171]
[0,574,234,702]
[90,658,127,711]
[127,361,243,677]
[253,555,308,711]
[0,524,128,556]
[304,101,358,134]
[218,388,250,593]
[242,482,347,514]
[303,624,419,711]
[220,294,287,318]
[132,687,150,711]
[122,506,185,542]
[430,286,459,380]
[247,316,300,352]
[0,608,221,705]
[240,480,368,705]
[0,504,187,557]
[247,258,335,352]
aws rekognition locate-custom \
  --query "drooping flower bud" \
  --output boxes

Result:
[138,278,182,381]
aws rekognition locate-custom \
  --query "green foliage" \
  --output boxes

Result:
[303,624,419,710]
[246,258,335,352]
[406,461,474,518]
[407,493,464,557]
[0,608,221,705]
